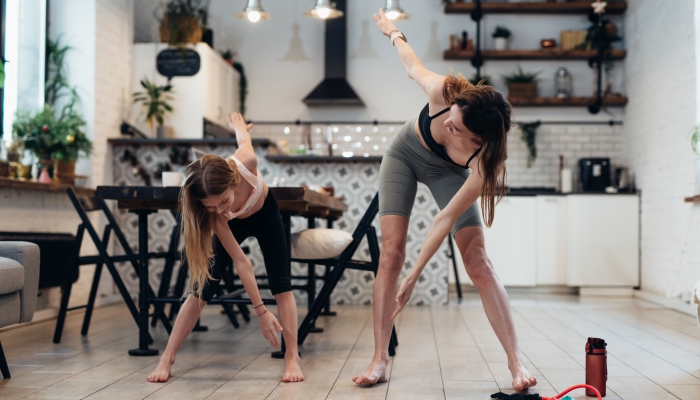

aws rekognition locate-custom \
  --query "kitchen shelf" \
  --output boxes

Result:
[444,2,627,15]
[508,96,628,107]
[444,49,627,61]
[266,155,383,163]
[0,176,95,196]
[684,195,700,203]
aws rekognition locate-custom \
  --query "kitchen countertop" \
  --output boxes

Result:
[505,187,638,196]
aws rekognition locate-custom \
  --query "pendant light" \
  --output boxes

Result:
[235,0,272,23]
[304,0,344,20]
[383,0,409,21]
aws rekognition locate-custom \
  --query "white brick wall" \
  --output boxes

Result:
[253,122,625,190]
[622,0,700,298]
[506,124,625,189]
[93,0,133,186]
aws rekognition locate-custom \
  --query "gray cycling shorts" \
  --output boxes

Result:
[379,118,482,237]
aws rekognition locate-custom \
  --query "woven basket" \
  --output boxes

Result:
[159,14,202,44]
[508,82,538,98]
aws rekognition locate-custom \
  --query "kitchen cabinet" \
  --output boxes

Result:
[447,194,640,291]
[536,196,568,285]
[566,195,639,287]
[131,43,238,139]
[482,196,538,287]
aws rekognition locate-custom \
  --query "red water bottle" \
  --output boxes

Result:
[585,337,607,397]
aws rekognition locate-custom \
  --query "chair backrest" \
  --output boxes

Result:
[335,193,379,262]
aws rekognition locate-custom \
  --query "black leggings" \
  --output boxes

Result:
[198,191,292,302]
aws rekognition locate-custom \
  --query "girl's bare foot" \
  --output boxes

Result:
[510,362,537,391]
[282,356,304,383]
[147,356,174,383]
[352,359,388,385]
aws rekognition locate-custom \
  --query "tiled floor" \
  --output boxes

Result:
[1,294,699,399]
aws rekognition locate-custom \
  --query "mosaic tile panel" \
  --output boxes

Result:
[111,141,449,306]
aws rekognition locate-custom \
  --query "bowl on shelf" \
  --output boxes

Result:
[540,38,557,49]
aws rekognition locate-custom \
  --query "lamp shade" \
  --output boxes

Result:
[383,0,409,21]
[304,0,344,20]
[235,0,272,22]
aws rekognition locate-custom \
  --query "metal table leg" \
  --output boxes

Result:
[129,209,159,356]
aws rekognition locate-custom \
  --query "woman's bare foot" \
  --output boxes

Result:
[510,362,537,391]
[282,356,304,383]
[147,356,174,383]
[352,359,388,385]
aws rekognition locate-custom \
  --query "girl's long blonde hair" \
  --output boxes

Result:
[443,72,513,227]
[180,154,240,299]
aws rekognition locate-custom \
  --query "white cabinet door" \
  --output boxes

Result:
[567,195,639,286]
[537,196,567,285]
[483,196,538,286]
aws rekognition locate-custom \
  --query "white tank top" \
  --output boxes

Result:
[226,155,264,220]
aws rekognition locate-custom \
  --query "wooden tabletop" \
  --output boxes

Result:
[94,186,348,217]
[0,176,95,196]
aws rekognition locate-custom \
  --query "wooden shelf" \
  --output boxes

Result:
[445,2,627,15]
[508,96,628,107]
[444,49,626,61]
[266,155,383,163]
[684,195,700,203]
[0,176,95,196]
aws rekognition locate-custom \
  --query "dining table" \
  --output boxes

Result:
[94,185,348,356]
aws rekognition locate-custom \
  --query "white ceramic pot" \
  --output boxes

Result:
[494,37,508,51]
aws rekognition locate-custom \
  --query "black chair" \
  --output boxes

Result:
[447,238,463,302]
[295,193,398,356]
[163,239,251,330]
[54,188,173,343]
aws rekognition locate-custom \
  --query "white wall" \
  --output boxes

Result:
[622,0,700,299]
[133,0,625,123]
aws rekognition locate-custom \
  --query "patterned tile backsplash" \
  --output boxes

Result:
[111,140,448,307]
[110,121,624,306]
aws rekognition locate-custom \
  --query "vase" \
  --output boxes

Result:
[38,159,53,183]
[54,159,77,185]
[38,169,52,184]
[494,37,509,51]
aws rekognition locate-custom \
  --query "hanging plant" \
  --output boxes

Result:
[156,0,210,48]
[518,121,540,168]
[232,61,248,118]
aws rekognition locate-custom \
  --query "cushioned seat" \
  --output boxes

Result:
[291,228,353,260]
[0,258,24,295]
[0,241,40,379]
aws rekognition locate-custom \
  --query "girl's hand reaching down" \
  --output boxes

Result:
[258,308,284,348]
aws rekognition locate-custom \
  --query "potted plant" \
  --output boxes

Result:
[12,103,91,184]
[133,77,175,138]
[503,66,541,98]
[157,0,210,47]
[469,73,493,86]
[492,26,511,51]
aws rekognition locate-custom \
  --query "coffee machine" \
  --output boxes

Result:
[579,158,611,191]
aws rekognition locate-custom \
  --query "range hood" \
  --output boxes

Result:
[303,0,364,107]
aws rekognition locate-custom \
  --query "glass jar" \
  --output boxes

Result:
[555,67,573,98]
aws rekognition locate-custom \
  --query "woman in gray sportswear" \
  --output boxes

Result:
[352,9,538,392]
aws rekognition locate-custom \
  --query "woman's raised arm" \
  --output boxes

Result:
[373,9,446,104]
